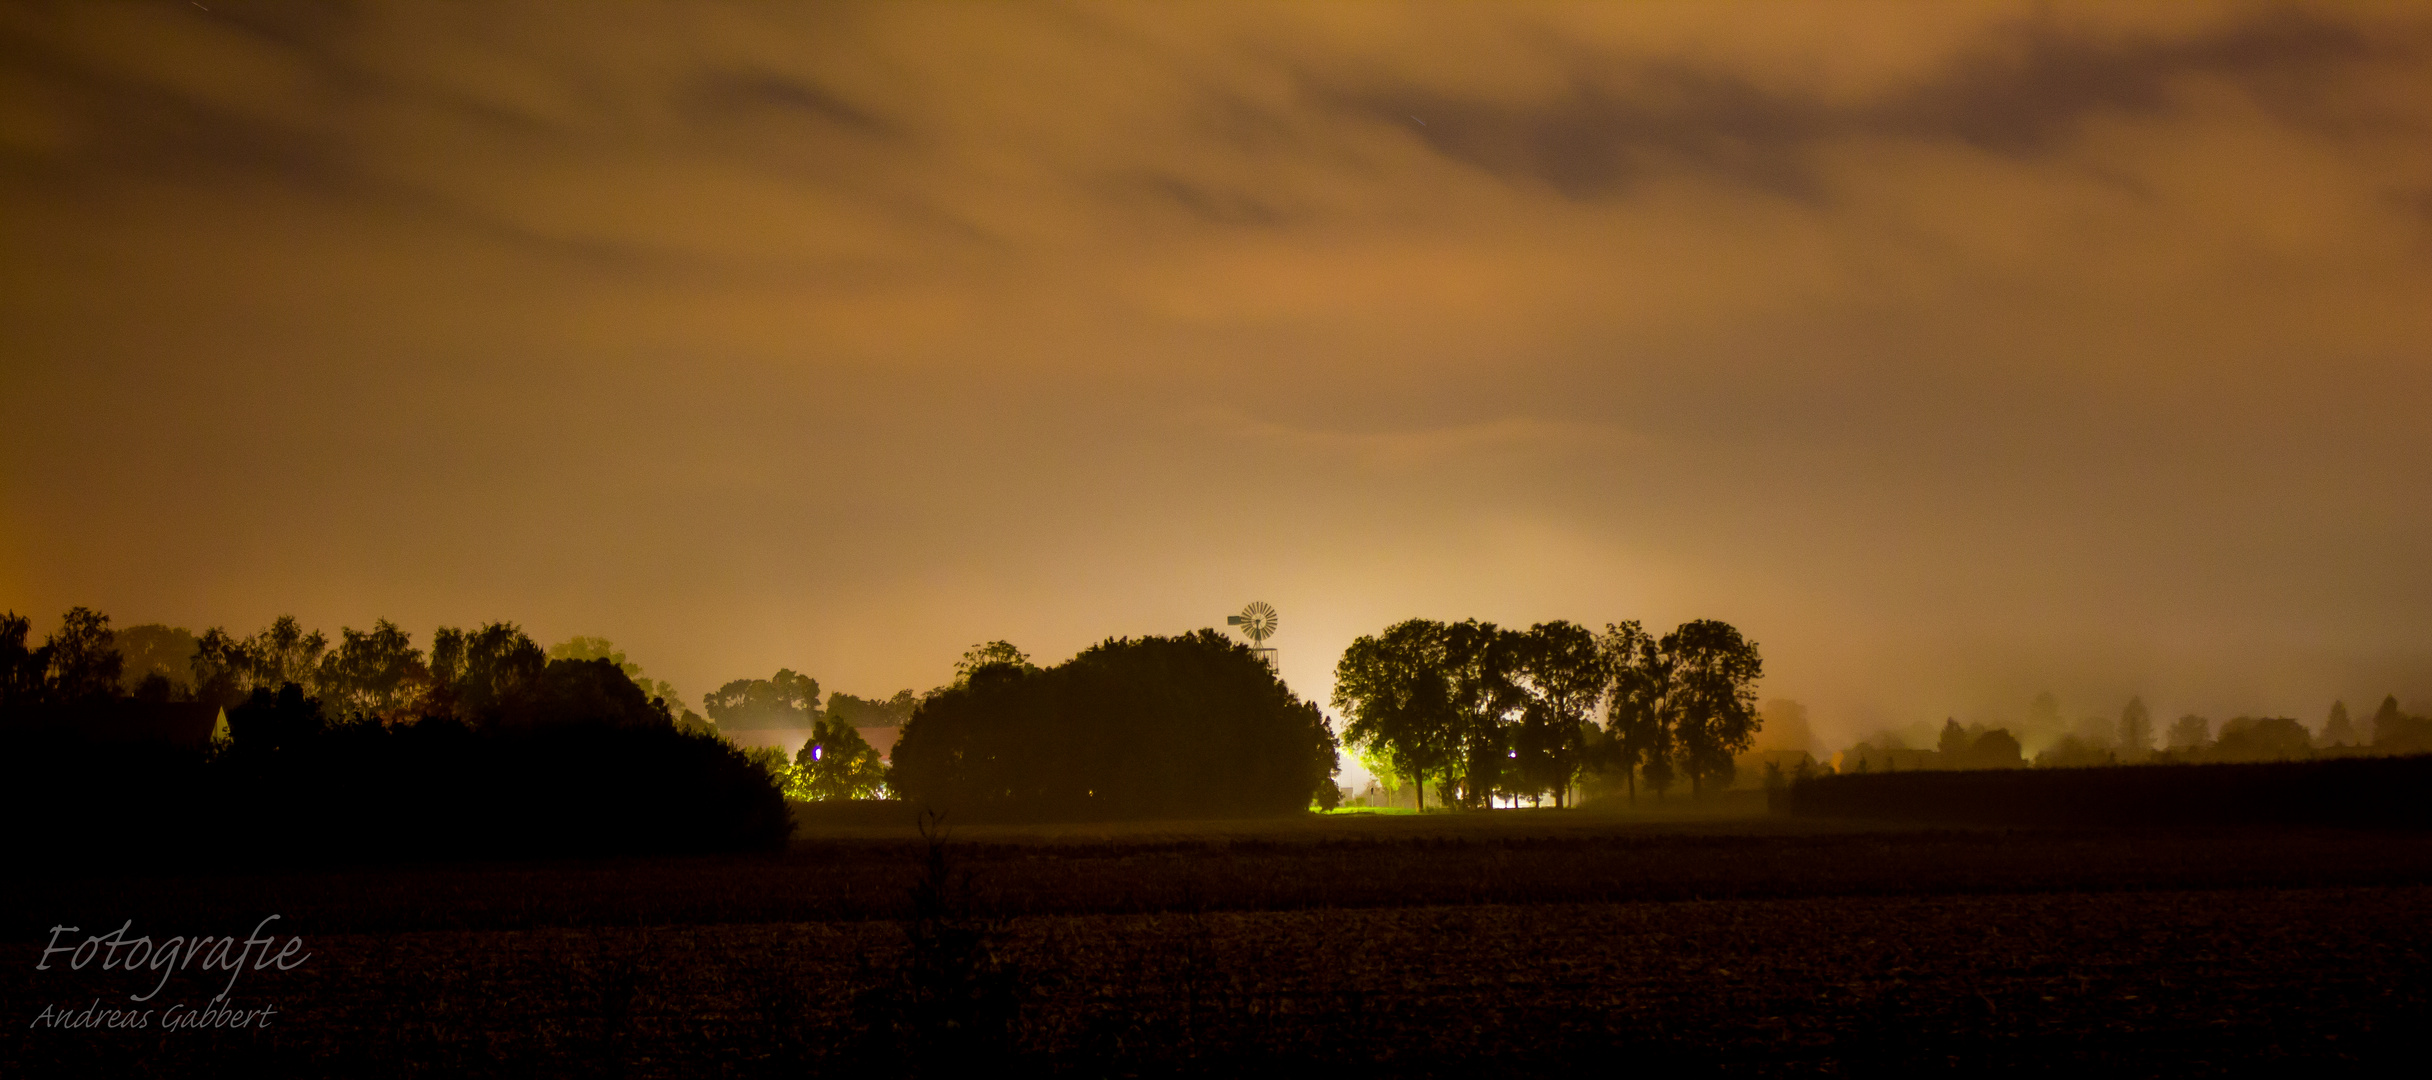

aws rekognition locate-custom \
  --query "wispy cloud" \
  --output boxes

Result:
[3,1,2428,740]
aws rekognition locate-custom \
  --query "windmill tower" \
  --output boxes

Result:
[1228,601,1279,671]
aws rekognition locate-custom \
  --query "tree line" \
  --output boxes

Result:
[1,607,791,861]
[6,607,923,744]
[4,607,1345,835]
[1,607,681,728]
[1836,692,2432,773]
[1332,618,1763,810]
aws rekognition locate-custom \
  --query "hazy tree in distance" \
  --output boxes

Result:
[549,636,685,717]
[1757,699,1814,754]
[2023,691,2066,746]
[432,622,548,722]
[704,669,820,730]
[316,620,424,722]
[1971,728,2024,767]
[428,627,465,708]
[501,657,675,730]
[113,624,198,698]
[0,612,50,711]
[1333,619,1457,812]
[2166,713,2210,751]
[131,669,177,703]
[189,627,254,708]
[1937,719,1971,762]
[246,616,328,694]
[952,641,1035,685]
[2118,697,2154,759]
[1508,620,1608,807]
[1596,621,1673,804]
[2370,694,2432,753]
[43,607,123,704]
[2321,700,2356,747]
[827,689,919,727]
[1663,620,1763,798]
[2210,716,2314,762]
[2371,695,2402,741]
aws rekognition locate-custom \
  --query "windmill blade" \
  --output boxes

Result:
[1233,601,1279,644]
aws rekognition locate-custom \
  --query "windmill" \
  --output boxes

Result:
[1227,601,1279,671]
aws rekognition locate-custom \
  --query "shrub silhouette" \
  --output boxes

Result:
[2210,717,2314,762]
[891,630,1338,821]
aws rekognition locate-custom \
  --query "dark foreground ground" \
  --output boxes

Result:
[8,806,2429,1075]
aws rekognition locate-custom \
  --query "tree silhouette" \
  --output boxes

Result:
[703,669,820,730]
[952,641,1034,685]
[0,611,50,711]
[1758,698,1814,754]
[2027,691,2064,739]
[1333,619,1458,811]
[1596,620,1673,804]
[2369,695,2432,753]
[43,607,122,704]
[548,636,685,717]
[796,715,889,800]
[2371,695,2402,742]
[2118,697,2154,757]
[1439,620,1519,809]
[1971,728,2024,767]
[1937,718,1971,759]
[1508,620,1607,807]
[898,630,1336,820]
[2211,716,2313,762]
[501,657,671,730]
[113,624,198,698]
[1663,620,1763,797]
[2166,713,2210,751]
[246,615,328,692]
[6,609,792,861]
[189,627,253,708]
[826,689,918,727]
[2322,700,2356,747]
[432,622,548,722]
[318,619,424,722]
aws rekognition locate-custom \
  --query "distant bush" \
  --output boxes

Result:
[1964,728,2024,768]
[2032,736,2117,769]
[1776,755,2432,828]
[2371,696,2432,753]
[2209,716,2314,763]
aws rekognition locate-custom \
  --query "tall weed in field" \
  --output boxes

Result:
[583,935,653,1079]
[852,812,1027,1075]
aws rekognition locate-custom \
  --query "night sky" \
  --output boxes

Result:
[4,1,2427,753]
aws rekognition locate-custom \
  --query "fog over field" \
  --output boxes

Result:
[5,2,2430,757]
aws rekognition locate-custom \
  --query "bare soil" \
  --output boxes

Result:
[8,812,2429,1075]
